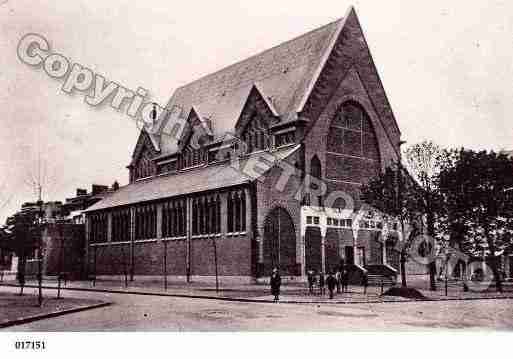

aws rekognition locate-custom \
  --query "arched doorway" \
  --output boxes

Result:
[263,207,297,276]
[305,227,322,273]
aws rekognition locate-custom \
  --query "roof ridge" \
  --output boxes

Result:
[173,17,343,93]
[297,7,353,111]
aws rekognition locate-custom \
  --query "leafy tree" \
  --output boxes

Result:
[438,149,513,292]
[1,212,40,295]
[361,164,421,287]
[404,141,445,291]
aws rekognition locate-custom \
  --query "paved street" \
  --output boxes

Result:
[1,286,513,331]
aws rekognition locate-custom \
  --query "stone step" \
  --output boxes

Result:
[366,274,396,286]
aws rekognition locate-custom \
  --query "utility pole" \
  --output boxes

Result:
[212,235,219,293]
[163,240,167,290]
[37,196,44,307]
[57,222,64,299]
[93,246,97,287]
[121,244,128,288]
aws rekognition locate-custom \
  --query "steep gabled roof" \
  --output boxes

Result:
[151,6,401,159]
[155,15,345,154]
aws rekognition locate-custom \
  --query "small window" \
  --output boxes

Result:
[275,130,295,147]
[313,217,320,225]
[306,216,312,224]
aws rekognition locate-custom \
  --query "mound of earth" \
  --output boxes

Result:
[382,287,427,300]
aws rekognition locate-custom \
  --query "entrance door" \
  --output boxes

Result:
[345,246,354,265]
[305,227,322,272]
[263,207,296,276]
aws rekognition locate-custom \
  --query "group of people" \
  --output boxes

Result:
[307,268,349,299]
[269,265,350,302]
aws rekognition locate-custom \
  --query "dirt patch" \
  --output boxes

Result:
[382,287,427,300]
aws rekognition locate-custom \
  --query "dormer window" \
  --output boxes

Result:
[275,129,296,147]
[241,113,270,154]
[157,159,177,175]
[180,146,204,169]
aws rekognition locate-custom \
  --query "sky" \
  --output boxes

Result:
[0,0,512,223]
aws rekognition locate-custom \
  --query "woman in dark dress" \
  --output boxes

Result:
[270,268,281,302]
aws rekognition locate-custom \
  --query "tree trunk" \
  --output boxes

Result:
[18,255,26,296]
[490,256,503,293]
[429,262,437,291]
[400,250,407,287]
[426,210,437,291]
[485,233,503,293]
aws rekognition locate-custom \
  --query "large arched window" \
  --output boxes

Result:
[326,101,381,184]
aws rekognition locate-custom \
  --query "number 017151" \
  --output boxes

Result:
[14,341,46,350]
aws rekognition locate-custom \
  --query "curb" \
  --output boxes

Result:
[2,283,513,305]
[0,302,112,329]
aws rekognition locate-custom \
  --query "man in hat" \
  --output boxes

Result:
[270,267,282,302]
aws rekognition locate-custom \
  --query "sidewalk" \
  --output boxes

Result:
[2,277,513,304]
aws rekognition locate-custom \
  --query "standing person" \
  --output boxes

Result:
[307,270,315,295]
[318,271,325,296]
[341,267,348,293]
[362,270,368,295]
[326,272,337,299]
[270,268,281,302]
[335,269,342,294]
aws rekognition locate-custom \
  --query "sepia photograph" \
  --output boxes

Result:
[0,0,512,356]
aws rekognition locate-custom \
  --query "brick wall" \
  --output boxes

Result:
[190,235,252,276]
[89,243,131,275]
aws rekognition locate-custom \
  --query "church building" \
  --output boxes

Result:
[84,7,404,283]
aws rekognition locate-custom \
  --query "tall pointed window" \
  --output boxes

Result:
[227,193,234,233]
[111,209,130,242]
[90,213,108,243]
[227,190,246,233]
[135,204,157,240]
[191,195,221,236]
[310,155,323,207]
[192,199,198,235]
[234,192,241,232]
